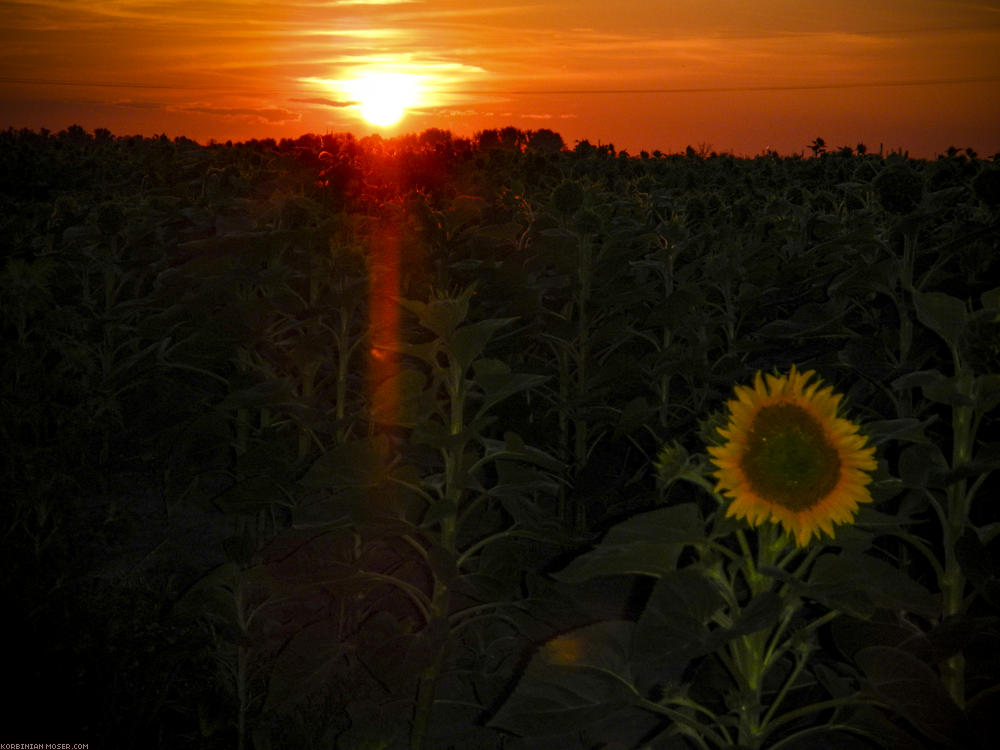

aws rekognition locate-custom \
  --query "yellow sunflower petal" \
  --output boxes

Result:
[708,365,877,547]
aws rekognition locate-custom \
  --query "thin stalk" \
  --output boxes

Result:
[764,609,839,671]
[733,524,788,749]
[411,355,464,750]
[761,695,874,737]
[360,572,432,623]
[410,574,451,750]
[298,360,317,461]
[766,721,879,750]
[941,379,974,708]
[760,647,809,730]
[638,699,730,749]
[573,237,592,532]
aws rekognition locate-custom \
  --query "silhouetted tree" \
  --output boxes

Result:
[59,124,90,145]
[526,128,564,154]
[499,126,525,151]
[419,128,453,151]
[474,129,502,151]
[808,137,826,156]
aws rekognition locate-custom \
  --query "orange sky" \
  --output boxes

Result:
[1,0,998,156]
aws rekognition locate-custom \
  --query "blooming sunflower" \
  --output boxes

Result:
[707,366,877,547]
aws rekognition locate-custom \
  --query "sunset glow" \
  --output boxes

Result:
[0,0,998,155]
[345,72,423,127]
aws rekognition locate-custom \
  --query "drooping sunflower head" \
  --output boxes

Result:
[706,365,877,547]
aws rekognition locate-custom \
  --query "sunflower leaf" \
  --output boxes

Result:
[861,417,934,446]
[808,553,938,618]
[912,290,968,351]
[552,504,703,581]
[855,645,968,747]
[631,569,726,690]
[488,621,639,736]
[898,443,951,488]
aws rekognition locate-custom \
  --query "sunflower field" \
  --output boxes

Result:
[2,125,999,749]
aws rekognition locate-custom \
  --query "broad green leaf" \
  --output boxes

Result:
[299,436,392,490]
[892,369,974,407]
[755,300,851,338]
[357,611,443,687]
[955,527,1000,605]
[590,316,637,351]
[553,504,702,582]
[382,339,440,366]
[851,505,913,534]
[725,591,783,638]
[912,290,967,351]
[829,257,898,299]
[920,615,997,662]
[479,433,565,472]
[830,615,916,660]
[813,663,856,700]
[615,396,655,438]
[217,379,294,410]
[448,573,512,604]
[807,553,938,618]
[399,287,475,339]
[370,368,430,426]
[492,459,562,498]
[898,443,950,489]
[855,646,968,746]
[940,441,1000,485]
[294,437,421,530]
[981,286,1000,311]
[489,621,639,736]
[173,562,244,638]
[603,503,703,546]
[861,418,932,446]
[411,419,471,451]
[445,194,486,229]
[632,568,726,675]
[552,542,679,582]
[472,358,549,417]
[448,317,515,372]
[264,618,344,712]
[213,475,284,516]
[973,374,1000,413]
[503,430,525,451]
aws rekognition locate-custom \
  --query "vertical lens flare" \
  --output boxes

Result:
[367,222,401,425]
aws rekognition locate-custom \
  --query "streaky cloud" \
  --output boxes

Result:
[291,96,359,107]
[178,104,301,124]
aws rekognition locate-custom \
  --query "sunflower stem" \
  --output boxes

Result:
[940,366,975,709]
[732,524,791,748]
[706,366,878,748]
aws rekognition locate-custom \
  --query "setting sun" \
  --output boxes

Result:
[346,72,422,127]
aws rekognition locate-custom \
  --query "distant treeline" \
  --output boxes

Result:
[4,123,998,216]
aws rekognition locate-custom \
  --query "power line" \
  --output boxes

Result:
[466,77,1000,94]
[1,75,998,95]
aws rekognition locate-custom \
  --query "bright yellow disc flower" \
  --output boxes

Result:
[707,366,877,547]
